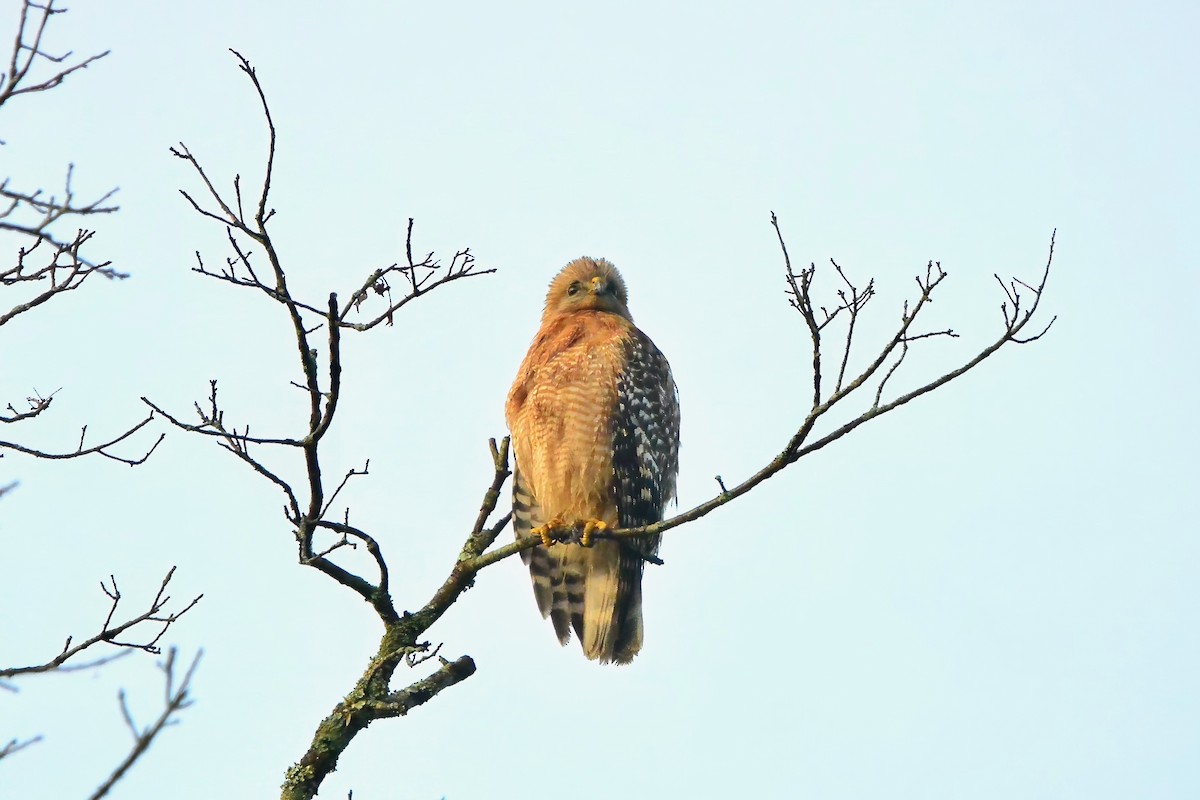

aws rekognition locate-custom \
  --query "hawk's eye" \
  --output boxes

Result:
[567,282,581,296]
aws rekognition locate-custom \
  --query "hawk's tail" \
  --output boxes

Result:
[513,463,647,664]
[513,464,575,641]
[548,540,644,665]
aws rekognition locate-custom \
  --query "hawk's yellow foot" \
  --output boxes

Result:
[531,516,567,548]
[579,519,609,547]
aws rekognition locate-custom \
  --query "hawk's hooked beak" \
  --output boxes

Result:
[589,275,609,295]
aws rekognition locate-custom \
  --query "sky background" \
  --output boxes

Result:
[3,1,1198,798]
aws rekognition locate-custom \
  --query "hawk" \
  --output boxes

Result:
[506,257,680,664]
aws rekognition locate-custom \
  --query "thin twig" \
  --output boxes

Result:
[0,0,110,108]
[0,734,42,761]
[0,413,162,465]
[88,648,202,800]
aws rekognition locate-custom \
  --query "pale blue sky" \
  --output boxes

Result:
[3,1,1197,798]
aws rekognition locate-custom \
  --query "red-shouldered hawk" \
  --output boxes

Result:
[506,257,680,664]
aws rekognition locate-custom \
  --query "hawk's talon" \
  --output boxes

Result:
[531,516,566,548]
[579,519,608,547]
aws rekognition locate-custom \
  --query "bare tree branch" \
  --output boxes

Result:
[0,412,163,465]
[337,218,493,331]
[148,52,508,799]
[0,168,120,253]
[0,387,55,423]
[167,53,491,339]
[0,0,109,110]
[0,5,197,792]
[2,1,120,266]
[155,48,491,609]
[0,3,156,475]
[0,734,42,762]
[88,648,202,800]
[1,567,202,679]
[0,230,126,330]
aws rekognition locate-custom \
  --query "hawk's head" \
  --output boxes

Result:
[544,257,632,321]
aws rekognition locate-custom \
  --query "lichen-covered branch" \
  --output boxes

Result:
[280,654,475,800]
